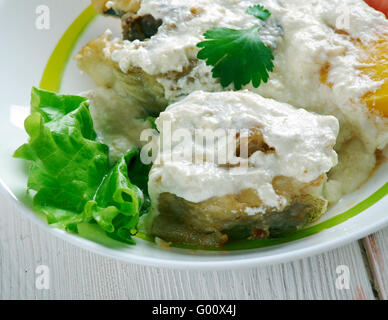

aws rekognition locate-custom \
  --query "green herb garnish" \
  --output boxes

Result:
[246,5,271,21]
[197,6,274,90]
[197,26,274,90]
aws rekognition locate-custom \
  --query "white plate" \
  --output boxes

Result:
[0,0,387,270]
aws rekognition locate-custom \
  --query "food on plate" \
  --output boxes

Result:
[79,0,388,205]
[143,91,339,247]
[92,0,140,17]
[15,0,388,249]
[81,87,155,160]
[14,88,151,244]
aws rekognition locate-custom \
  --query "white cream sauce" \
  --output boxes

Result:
[149,91,339,209]
[109,0,388,153]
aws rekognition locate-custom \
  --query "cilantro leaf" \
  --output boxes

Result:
[197,26,274,90]
[246,5,271,21]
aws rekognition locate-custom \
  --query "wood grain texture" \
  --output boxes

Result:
[363,231,388,300]
[0,192,376,300]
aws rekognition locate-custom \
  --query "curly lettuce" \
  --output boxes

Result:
[85,150,151,244]
[14,87,151,244]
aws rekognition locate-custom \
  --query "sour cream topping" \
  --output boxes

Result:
[109,0,388,152]
[111,0,282,75]
[149,91,339,209]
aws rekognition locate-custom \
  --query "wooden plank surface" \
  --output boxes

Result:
[363,231,388,300]
[0,192,377,300]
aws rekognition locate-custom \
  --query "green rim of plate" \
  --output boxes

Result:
[39,4,388,251]
[39,4,97,91]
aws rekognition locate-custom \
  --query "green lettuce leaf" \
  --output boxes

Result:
[85,150,151,244]
[14,88,151,244]
[14,88,109,230]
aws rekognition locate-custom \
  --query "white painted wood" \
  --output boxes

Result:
[363,230,388,300]
[0,192,376,300]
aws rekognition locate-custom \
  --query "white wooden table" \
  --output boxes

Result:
[1,0,388,301]
[1,191,387,300]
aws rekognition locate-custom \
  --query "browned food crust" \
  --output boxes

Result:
[92,0,141,15]
[152,177,327,249]
[75,32,168,115]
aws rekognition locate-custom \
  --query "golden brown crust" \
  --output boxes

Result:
[91,0,108,13]
[92,0,141,15]
[75,32,167,115]
[152,184,327,248]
